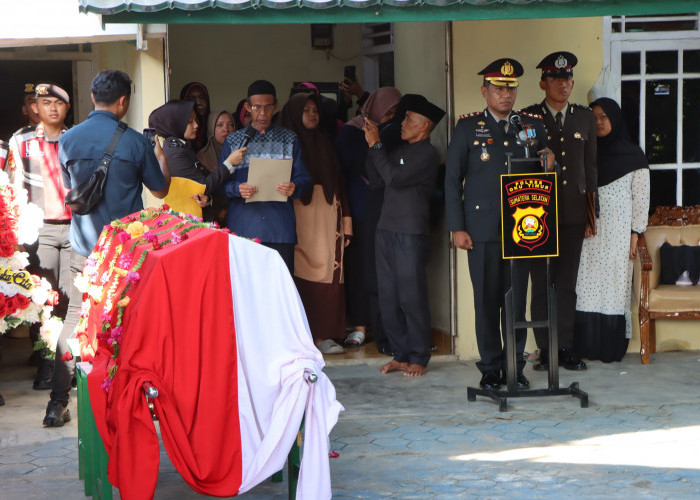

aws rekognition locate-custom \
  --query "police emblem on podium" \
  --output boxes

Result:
[500,172,558,259]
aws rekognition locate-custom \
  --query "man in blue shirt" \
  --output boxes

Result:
[219,80,311,273]
[43,70,170,427]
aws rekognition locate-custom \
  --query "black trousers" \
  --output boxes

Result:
[263,242,294,275]
[467,241,529,374]
[50,251,86,404]
[375,229,431,366]
[530,223,586,351]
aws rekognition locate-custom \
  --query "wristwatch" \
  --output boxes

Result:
[371,142,383,150]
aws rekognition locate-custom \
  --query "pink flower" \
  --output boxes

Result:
[100,271,110,284]
[101,376,112,394]
[118,254,133,269]
[171,232,182,245]
[155,220,165,228]
[126,271,140,284]
[101,310,111,323]
[117,231,130,243]
[253,238,261,244]
[109,326,123,344]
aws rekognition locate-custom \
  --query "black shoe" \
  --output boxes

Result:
[479,371,501,390]
[559,348,587,371]
[43,400,71,427]
[534,349,549,371]
[377,345,394,356]
[33,358,53,390]
[500,372,530,390]
[28,349,42,366]
[0,393,5,406]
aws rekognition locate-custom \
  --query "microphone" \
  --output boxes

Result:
[509,114,529,144]
[240,127,256,148]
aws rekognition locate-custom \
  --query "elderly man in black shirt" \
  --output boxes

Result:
[363,94,445,377]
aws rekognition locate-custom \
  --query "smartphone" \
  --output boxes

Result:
[143,128,157,147]
[344,65,356,82]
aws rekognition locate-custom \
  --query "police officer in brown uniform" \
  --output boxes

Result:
[522,52,597,371]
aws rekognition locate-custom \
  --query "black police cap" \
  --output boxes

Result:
[537,52,578,78]
[478,58,524,88]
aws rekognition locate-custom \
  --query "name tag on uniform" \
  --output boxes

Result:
[23,139,43,158]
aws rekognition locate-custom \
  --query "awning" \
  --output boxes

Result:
[79,0,700,24]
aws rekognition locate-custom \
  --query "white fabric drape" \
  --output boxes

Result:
[227,236,343,499]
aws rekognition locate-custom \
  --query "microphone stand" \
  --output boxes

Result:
[466,118,588,412]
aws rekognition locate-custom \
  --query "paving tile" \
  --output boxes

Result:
[0,463,37,475]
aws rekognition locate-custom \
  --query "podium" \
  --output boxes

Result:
[467,154,589,412]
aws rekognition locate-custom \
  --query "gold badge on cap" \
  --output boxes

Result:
[24,83,35,93]
[478,121,486,126]
[501,61,514,76]
[574,132,582,139]
[36,85,49,96]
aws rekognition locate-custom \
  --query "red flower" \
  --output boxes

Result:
[162,204,170,210]
[47,290,60,306]
[61,351,73,361]
[0,243,14,257]
[13,294,30,310]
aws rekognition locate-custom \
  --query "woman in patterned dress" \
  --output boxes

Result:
[574,97,650,362]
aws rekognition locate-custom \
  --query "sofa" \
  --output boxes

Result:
[635,206,700,364]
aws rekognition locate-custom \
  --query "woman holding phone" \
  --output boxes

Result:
[148,100,236,221]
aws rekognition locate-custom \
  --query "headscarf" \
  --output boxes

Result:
[197,109,231,172]
[148,100,194,140]
[179,82,210,150]
[279,93,341,205]
[590,97,649,187]
[347,87,402,129]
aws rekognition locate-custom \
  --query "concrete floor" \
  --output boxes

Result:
[2,334,700,499]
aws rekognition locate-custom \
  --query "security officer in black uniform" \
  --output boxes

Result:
[522,52,597,371]
[445,59,554,390]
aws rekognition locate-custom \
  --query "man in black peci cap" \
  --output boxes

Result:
[445,59,555,390]
[522,52,596,372]
[363,94,444,377]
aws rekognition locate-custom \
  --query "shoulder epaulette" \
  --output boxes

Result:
[518,110,543,120]
[13,125,37,139]
[458,111,484,120]
[572,103,593,112]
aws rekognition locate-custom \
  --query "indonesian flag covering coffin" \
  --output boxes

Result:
[77,207,342,499]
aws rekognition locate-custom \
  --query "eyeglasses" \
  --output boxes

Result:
[249,104,275,112]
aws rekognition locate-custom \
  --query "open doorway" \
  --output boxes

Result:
[0,60,74,140]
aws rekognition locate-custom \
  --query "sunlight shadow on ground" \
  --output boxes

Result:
[452,425,700,469]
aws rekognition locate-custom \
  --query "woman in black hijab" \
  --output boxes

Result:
[279,93,351,354]
[180,82,210,151]
[148,100,231,221]
[574,97,650,362]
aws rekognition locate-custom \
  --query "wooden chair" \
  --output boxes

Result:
[635,206,700,363]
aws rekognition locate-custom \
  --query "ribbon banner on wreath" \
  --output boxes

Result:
[500,172,559,259]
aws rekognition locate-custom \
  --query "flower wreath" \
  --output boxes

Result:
[0,170,59,357]
[75,205,256,393]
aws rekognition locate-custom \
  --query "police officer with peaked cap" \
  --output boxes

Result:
[522,51,596,372]
[445,58,555,391]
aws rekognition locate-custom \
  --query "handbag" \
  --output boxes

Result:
[64,122,127,215]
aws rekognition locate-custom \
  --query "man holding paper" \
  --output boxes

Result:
[219,80,311,272]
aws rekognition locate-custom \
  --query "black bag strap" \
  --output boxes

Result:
[100,121,128,168]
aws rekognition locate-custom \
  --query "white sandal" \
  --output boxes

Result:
[344,330,366,347]
[317,339,345,354]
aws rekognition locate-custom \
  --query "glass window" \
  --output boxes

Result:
[683,50,700,73]
[646,51,678,74]
[683,169,700,206]
[621,80,640,145]
[683,79,700,162]
[622,52,640,75]
[649,170,677,212]
[646,79,677,164]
